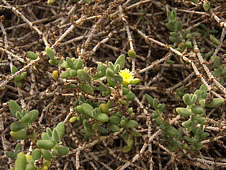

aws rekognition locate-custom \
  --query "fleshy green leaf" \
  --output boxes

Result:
[176,107,192,117]
[15,143,22,153]
[81,103,94,117]
[167,22,176,32]
[77,69,91,81]
[157,104,165,112]
[79,84,94,95]
[183,94,197,105]
[194,142,203,150]
[26,162,35,170]
[114,54,125,70]
[28,110,39,122]
[66,57,75,69]
[176,21,182,31]
[14,75,24,82]
[108,124,120,132]
[69,69,77,77]
[60,70,70,79]
[123,87,130,95]
[200,132,209,138]
[52,129,60,143]
[209,35,220,46]
[167,9,176,22]
[9,100,22,117]
[75,105,84,115]
[108,62,114,71]
[21,72,27,80]
[95,113,109,123]
[106,68,115,77]
[61,61,68,68]
[45,47,55,60]
[196,117,206,124]
[15,81,22,88]
[97,82,111,96]
[122,145,132,153]
[32,149,41,161]
[15,152,26,170]
[11,65,18,74]
[124,91,135,101]
[114,64,121,73]
[94,62,107,79]
[98,125,108,135]
[55,122,65,139]
[46,128,52,137]
[152,111,160,119]
[206,98,224,108]
[152,98,159,109]
[191,105,205,115]
[110,115,121,125]
[184,136,196,143]
[129,78,140,85]
[41,132,50,140]
[74,58,83,70]
[200,84,207,92]
[20,110,39,124]
[10,121,26,132]
[37,140,55,150]
[182,120,192,128]
[123,136,134,153]
[120,119,127,127]
[145,94,154,106]
[199,99,206,107]
[54,145,69,156]
[195,89,207,101]
[27,51,38,60]
[107,75,121,87]
[41,149,52,160]
[10,129,27,140]
[6,151,17,159]
[185,40,192,48]
[126,120,138,129]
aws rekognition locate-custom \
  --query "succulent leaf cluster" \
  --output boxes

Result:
[146,85,224,152]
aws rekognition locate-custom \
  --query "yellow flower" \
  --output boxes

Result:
[119,69,134,85]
